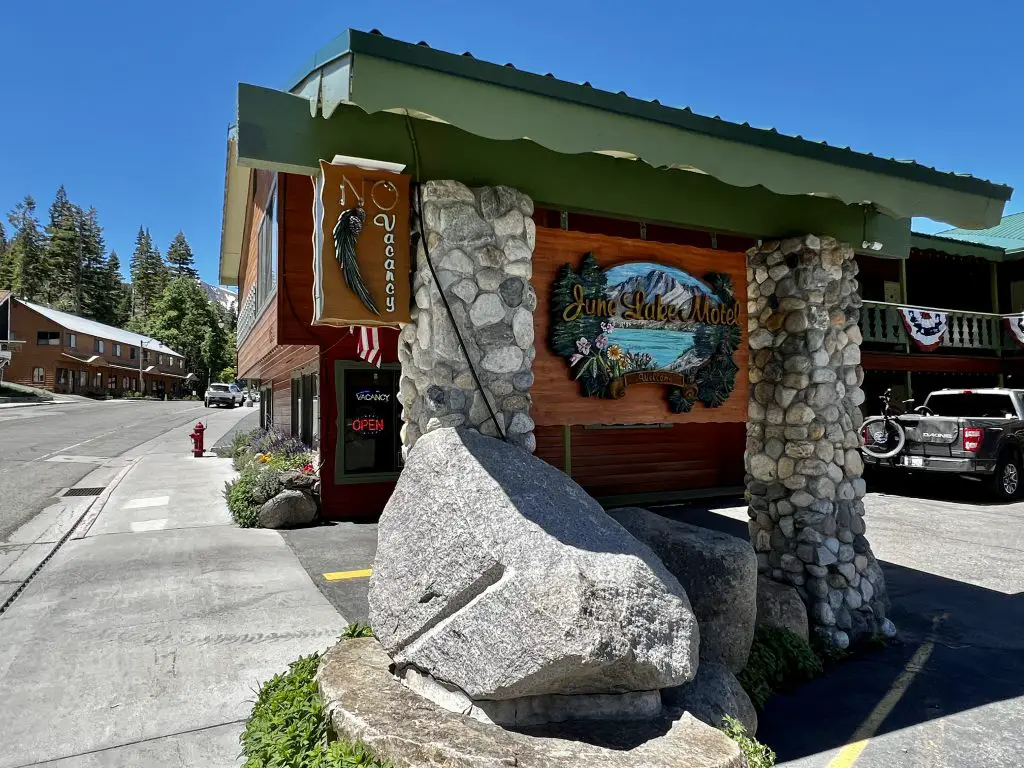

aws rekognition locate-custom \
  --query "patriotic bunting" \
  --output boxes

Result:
[350,326,382,367]
[899,308,948,352]
[1005,314,1024,349]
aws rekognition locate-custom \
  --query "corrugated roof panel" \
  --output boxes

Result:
[21,300,182,357]
[936,212,1024,252]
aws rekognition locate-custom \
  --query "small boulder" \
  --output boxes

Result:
[662,661,757,735]
[369,428,699,702]
[280,470,318,492]
[756,576,809,642]
[609,508,757,674]
[258,489,317,529]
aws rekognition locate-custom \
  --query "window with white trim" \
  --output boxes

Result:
[113,343,121,357]
[32,367,44,383]
[256,178,278,310]
[37,331,60,346]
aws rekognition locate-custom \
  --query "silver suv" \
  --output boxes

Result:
[204,383,244,408]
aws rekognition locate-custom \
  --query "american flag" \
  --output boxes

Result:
[351,326,382,367]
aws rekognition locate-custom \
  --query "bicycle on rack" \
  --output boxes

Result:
[860,388,909,459]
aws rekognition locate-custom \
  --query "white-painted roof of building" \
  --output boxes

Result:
[22,300,183,357]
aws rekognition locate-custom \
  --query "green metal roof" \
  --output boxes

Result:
[285,29,1011,227]
[910,231,1009,262]
[936,212,1024,254]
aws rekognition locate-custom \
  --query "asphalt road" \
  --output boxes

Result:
[0,398,234,540]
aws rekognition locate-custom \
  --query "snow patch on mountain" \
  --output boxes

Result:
[199,280,237,313]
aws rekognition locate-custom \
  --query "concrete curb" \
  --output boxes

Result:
[0,460,138,615]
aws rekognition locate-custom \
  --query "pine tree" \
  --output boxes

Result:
[129,227,168,322]
[6,197,47,301]
[46,186,81,309]
[166,232,198,279]
[146,277,227,390]
[0,220,11,289]
[73,207,106,319]
[93,250,128,327]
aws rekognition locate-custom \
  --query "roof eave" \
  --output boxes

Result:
[219,133,250,287]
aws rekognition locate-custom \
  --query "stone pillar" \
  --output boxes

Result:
[398,181,537,456]
[744,235,891,647]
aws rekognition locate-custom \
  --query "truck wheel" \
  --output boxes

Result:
[990,452,1021,501]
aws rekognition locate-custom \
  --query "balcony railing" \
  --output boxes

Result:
[861,301,1005,352]
[236,284,258,345]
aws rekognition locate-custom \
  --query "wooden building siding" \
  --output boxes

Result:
[237,169,280,379]
[534,423,745,501]
[529,227,748,426]
[4,299,187,393]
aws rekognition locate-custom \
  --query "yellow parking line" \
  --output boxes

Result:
[827,614,946,768]
[323,568,372,581]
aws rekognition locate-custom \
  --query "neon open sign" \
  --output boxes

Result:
[351,417,386,434]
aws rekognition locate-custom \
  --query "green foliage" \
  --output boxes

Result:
[737,626,823,711]
[240,653,390,768]
[810,631,852,667]
[5,196,47,300]
[720,716,776,768]
[225,464,283,528]
[549,252,607,359]
[341,623,374,639]
[145,277,228,392]
[130,226,168,322]
[219,366,237,383]
[166,231,198,279]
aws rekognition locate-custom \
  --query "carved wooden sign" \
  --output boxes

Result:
[549,253,741,412]
[313,161,411,327]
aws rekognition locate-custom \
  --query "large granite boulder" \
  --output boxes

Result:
[258,490,317,529]
[609,508,757,674]
[662,661,757,735]
[368,428,699,702]
[756,576,809,642]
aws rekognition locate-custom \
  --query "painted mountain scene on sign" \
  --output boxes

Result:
[603,263,723,371]
[550,253,741,410]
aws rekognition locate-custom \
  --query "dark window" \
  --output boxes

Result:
[339,366,401,477]
[37,331,60,346]
[94,339,105,354]
[113,343,121,357]
[924,393,1018,418]
[69,334,77,349]
[256,180,278,309]
[129,346,137,360]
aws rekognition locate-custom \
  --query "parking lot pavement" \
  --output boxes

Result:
[668,474,1024,768]
[281,521,378,625]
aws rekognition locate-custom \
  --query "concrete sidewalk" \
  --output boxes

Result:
[0,410,344,767]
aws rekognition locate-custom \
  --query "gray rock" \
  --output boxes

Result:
[481,345,524,373]
[318,639,744,768]
[662,661,757,735]
[258,489,317,529]
[369,429,699,700]
[755,576,809,641]
[469,293,506,327]
[512,307,534,349]
[279,470,317,491]
[610,507,756,673]
[499,278,525,307]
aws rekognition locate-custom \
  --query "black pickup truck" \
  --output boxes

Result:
[863,388,1024,500]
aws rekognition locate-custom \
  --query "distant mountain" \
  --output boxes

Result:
[198,280,237,314]
[606,269,714,327]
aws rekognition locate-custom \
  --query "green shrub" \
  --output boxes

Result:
[720,716,775,768]
[738,626,823,710]
[340,622,374,639]
[225,464,284,528]
[241,652,390,768]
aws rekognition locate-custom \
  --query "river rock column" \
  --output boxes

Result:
[397,181,537,457]
[744,235,892,647]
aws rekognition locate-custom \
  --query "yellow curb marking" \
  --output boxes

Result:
[323,568,373,581]
[827,614,947,768]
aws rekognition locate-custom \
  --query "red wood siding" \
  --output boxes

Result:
[534,422,745,499]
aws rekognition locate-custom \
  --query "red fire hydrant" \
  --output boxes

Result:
[189,421,206,457]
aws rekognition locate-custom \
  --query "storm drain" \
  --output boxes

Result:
[63,487,105,497]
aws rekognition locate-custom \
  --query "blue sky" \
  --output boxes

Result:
[1,1,1020,287]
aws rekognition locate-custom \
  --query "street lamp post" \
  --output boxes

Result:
[139,339,150,395]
